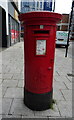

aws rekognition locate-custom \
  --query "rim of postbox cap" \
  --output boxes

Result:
[19,11,62,24]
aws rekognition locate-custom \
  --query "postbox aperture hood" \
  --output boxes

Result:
[19,11,62,25]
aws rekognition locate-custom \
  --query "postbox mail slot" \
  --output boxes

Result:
[34,30,49,34]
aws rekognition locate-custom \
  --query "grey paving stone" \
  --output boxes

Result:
[0,74,2,79]
[0,41,72,118]
[2,114,22,118]
[22,116,48,118]
[2,80,18,87]
[61,90,72,101]
[2,98,13,115]
[53,89,65,101]
[0,65,2,73]
[2,74,13,80]
[34,104,60,117]
[72,101,74,117]
[12,73,24,80]
[0,98,2,114]
[4,88,24,99]
[2,87,7,98]
[2,67,10,74]
[54,75,71,82]
[58,71,72,76]
[66,76,72,82]
[57,101,72,117]
[72,90,74,101]
[9,69,22,74]
[0,85,2,98]
[72,106,74,117]
[0,79,2,85]
[17,80,24,88]
[48,118,73,120]
[53,71,60,76]
[9,99,35,116]
[48,118,62,120]
[8,70,22,74]
[63,80,72,90]
[72,83,74,90]
[53,81,67,90]
[0,115,2,120]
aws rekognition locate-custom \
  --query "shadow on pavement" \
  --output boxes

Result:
[0,47,7,52]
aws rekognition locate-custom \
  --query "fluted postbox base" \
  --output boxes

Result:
[24,88,53,111]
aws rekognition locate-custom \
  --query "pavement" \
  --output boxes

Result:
[0,41,72,119]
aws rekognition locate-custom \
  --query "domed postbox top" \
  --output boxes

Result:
[19,11,62,25]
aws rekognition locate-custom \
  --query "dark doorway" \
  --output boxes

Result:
[0,6,7,47]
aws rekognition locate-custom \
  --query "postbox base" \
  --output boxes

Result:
[24,88,53,111]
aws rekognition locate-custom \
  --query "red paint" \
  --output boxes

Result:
[15,30,19,39]
[11,29,19,40]
[19,12,62,94]
[11,29,15,40]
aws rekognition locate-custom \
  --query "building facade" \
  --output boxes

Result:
[70,0,74,40]
[57,14,69,31]
[0,0,21,47]
[21,0,55,13]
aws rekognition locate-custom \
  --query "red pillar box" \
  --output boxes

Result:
[19,12,62,111]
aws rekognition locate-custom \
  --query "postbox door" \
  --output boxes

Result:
[34,37,54,93]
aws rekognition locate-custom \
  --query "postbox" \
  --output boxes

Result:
[19,12,62,110]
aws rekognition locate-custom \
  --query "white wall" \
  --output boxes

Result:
[0,0,9,35]
[18,0,21,11]
[0,0,7,12]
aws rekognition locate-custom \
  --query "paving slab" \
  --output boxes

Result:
[63,80,72,90]
[0,115,2,120]
[0,85,2,98]
[9,99,35,116]
[34,104,60,117]
[72,90,74,101]
[2,114,22,119]
[53,80,67,90]
[17,79,24,88]
[61,90,72,101]
[2,68,10,74]
[8,69,22,74]
[0,74,2,79]
[2,80,18,88]
[2,87,7,98]
[56,100,72,117]
[22,116,48,118]
[53,89,65,101]
[12,73,24,80]
[66,76,72,82]
[2,73,13,80]
[4,88,24,99]
[0,79,2,85]
[54,75,71,82]
[0,41,72,118]
[72,83,74,90]
[0,98,2,114]
[2,98,13,115]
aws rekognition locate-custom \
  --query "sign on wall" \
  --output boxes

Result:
[44,0,52,11]
[11,29,15,44]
